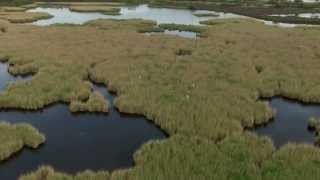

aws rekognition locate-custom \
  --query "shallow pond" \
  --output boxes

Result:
[27,4,320,30]
[255,97,318,148]
[28,4,240,26]
[0,63,166,180]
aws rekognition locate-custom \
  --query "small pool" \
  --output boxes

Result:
[254,97,318,148]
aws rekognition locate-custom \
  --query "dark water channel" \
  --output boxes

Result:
[0,63,166,180]
[254,97,319,148]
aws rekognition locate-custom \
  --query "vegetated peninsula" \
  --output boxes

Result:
[0,0,320,179]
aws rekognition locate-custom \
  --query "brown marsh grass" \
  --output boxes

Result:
[0,11,53,23]
[0,18,319,179]
[69,5,121,15]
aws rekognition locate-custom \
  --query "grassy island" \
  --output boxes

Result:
[0,122,45,161]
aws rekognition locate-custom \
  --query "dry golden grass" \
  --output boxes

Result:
[0,11,52,23]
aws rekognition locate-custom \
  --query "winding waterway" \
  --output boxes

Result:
[0,63,166,180]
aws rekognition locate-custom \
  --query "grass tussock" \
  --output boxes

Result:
[308,117,320,145]
[0,12,53,23]
[0,122,45,161]
[70,91,109,113]
[69,6,121,15]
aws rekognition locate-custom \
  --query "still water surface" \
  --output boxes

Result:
[255,98,318,148]
[0,63,166,179]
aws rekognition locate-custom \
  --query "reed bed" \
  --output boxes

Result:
[0,122,45,161]
[0,18,319,178]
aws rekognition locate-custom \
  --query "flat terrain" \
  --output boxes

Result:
[0,7,320,179]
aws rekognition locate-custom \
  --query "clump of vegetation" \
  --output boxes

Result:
[8,62,38,76]
[137,26,165,33]
[19,166,110,180]
[193,12,219,17]
[0,64,92,110]
[0,12,53,23]
[200,18,242,26]
[86,19,159,32]
[308,117,320,130]
[69,5,121,15]
[0,122,45,161]
[70,91,109,113]
[308,117,320,146]
[0,25,7,33]
[175,48,192,56]
[159,23,207,37]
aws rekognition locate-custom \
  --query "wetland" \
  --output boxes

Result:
[0,0,320,179]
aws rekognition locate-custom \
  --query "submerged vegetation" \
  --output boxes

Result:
[0,122,45,161]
